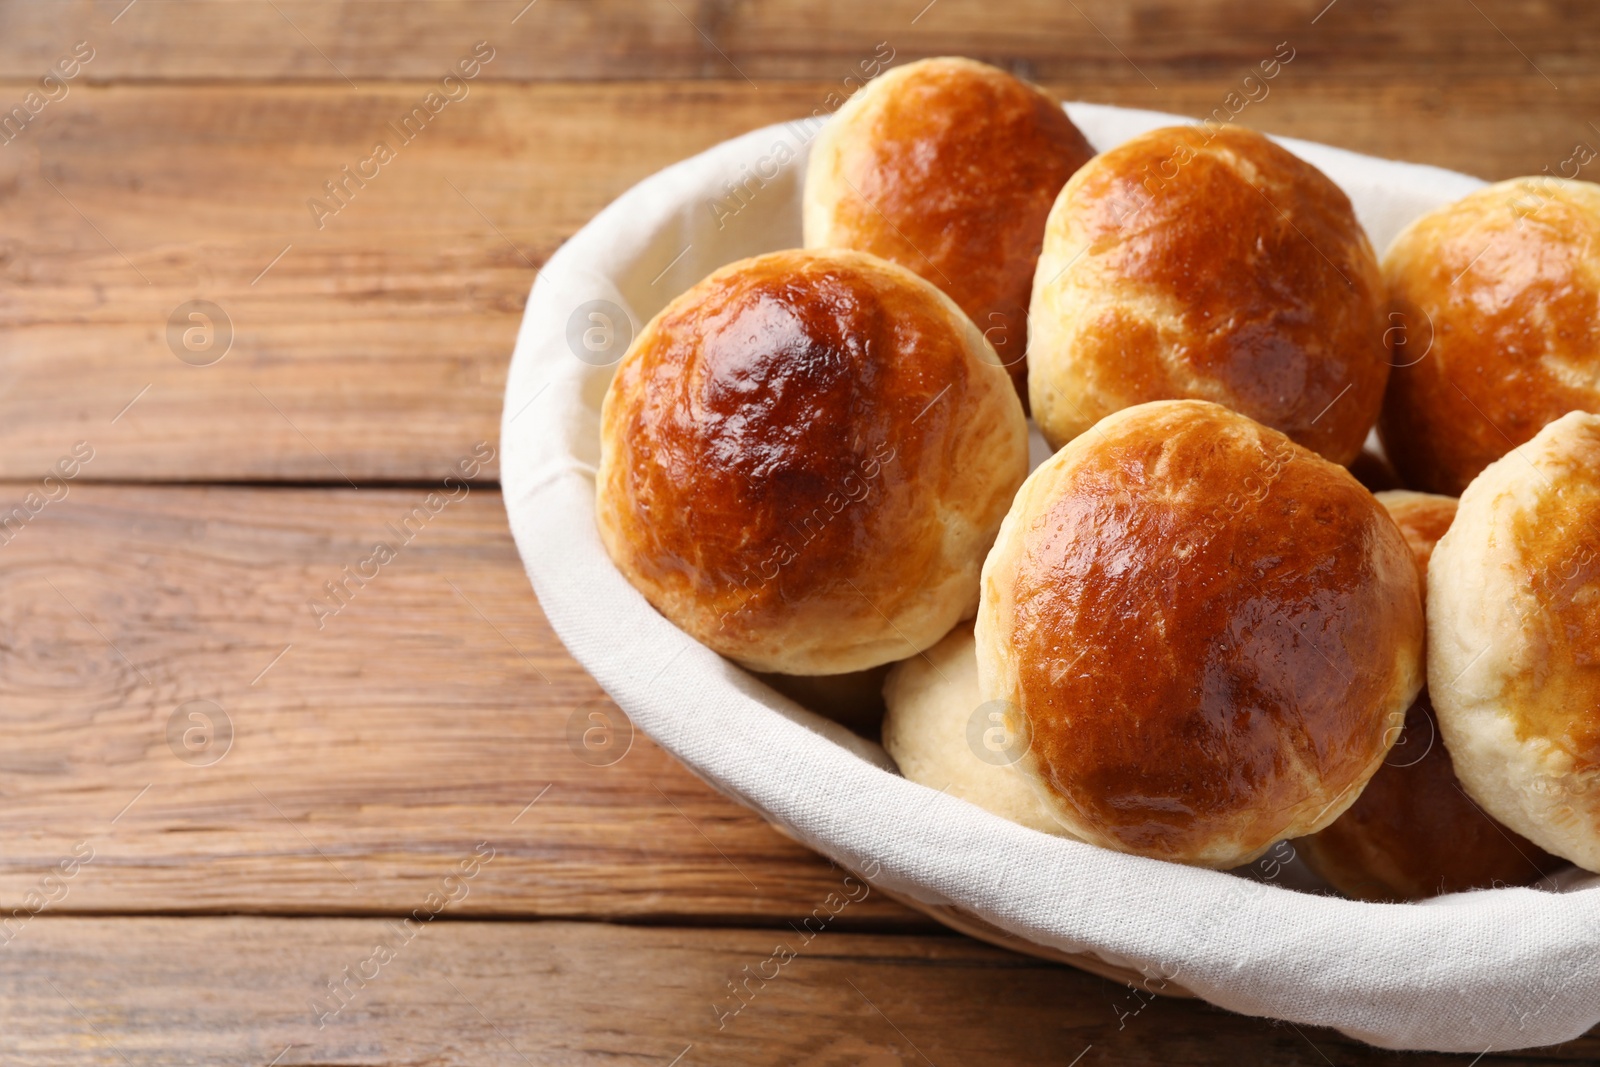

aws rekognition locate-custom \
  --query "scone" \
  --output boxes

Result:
[1380,178,1600,495]
[596,248,1028,675]
[1299,491,1561,900]
[1028,125,1387,464]
[1429,411,1600,871]
[804,56,1095,403]
[975,400,1424,868]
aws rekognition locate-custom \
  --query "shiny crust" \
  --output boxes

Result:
[1299,693,1561,900]
[975,400,1424,868]
[1429,411,1600,870]
[1378,490,1459,579]
[596,248,1028,675]
[1379,178,1600,495]
[803,57,1096,403]
[1300,491,1562,901]
[1029,125,1387,464]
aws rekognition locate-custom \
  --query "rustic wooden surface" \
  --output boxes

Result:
[19,917,1599,1067]
[16,75,1600,482]
[0,485,921,924]
[0,0,1595,1061]
[0,0,1594,83]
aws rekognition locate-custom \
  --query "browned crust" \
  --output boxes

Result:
[596,248,1025,673]
[1299,694,1563,900]
[1302,491,1562,900]
[1035,125,1388,464]
[1381,491,1458,580]
[1504,432,1600,767]
[1379,178,1600,495]
[808,57,1095,404]
[996,402,1422,862]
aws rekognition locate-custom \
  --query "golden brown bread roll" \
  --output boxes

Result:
[1429,411,1600,871]
[596,248,1028,675]
[803,56,1095,404]
[1379,178,1600,495]
[1028,125,1387,465]
[1380,490,1457,576]
[1299,491,1562,900]
[975,400,1424,868]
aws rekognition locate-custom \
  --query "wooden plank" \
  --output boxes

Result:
[5,916,1589,1065]
[0,483,921,925]
[0,0,1592,84]
[1,76,1597,483]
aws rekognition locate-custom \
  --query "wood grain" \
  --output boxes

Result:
[5,917,1592,1066]
[0,483,919,925]
[1,75,1597,482]
[0,0,1592,83]
[0,5,1594,1059]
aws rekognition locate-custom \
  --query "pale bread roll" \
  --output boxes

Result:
[1429,410,1600,871]
[882,623,1069,836]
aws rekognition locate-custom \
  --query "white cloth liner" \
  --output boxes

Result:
[500,101,1600,1052]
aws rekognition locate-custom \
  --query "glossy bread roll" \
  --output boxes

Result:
[804,56,1096,403]
[1377,490,1458,573]
[1299,491,1561,901]
[1029,125,1387,464]
[1380,178,1600,495]
[596,248,1028,676]
[975,400,1424,868]
[1429,411,1600,871]
[881,623,1066,834]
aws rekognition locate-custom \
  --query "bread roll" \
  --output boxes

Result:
[975,400,1424,868]
[804,57,1095,403]
[1299,491,1561,900]
[1429,411,1600,871]
[596,248,1028,675]
[1029,125,1387,465]
[882,623,1067,834]
[1380,178,1600,495]
[1377,489,1458,570]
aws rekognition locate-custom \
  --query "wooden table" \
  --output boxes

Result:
[1,2,1596,1062]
